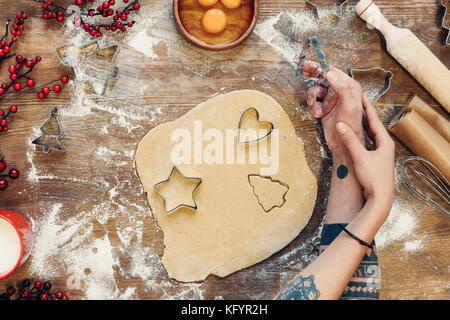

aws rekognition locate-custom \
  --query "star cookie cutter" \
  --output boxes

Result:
[348,66,393,104]
[297,36,329,88]
[306,0,349,20]
[441,0,450,45]
[55,41,120,95]
[32,107,65,153]
[238,107,274,144]
[153,166,203,214]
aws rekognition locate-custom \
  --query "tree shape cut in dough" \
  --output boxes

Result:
[238,107,274,144]
[154,167,202,214]
[248,175,289,212]
[55,41,119,95]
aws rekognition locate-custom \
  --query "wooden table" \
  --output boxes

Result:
[0,0,449,300]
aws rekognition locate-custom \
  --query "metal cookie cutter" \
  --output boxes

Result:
[441,0,450,45]
[32,107,65,153]
[297,36,329,88]
[154,166,202,214]
[238,107,274,144]
[306,0,349,20]
[348,67,393,104]
[55,41,120,95]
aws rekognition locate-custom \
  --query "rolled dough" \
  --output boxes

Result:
[135,90,317,282]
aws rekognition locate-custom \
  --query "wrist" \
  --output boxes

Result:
[360,197,392,228]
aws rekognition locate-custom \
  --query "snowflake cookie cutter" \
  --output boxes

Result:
[441,0,450,45]
[153,166,203,214]
[238,107,274,144]
[306,0,349,20]
[55,40,120,95]
[297,36,329,88]
[348,66,393,104]
[32,107,65,153]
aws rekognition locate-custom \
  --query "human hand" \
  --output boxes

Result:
[302,61,365,154]
[335,96,395,219]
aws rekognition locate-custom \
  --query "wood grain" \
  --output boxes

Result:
[0,0,449,300]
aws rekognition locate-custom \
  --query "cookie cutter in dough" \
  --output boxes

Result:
[55,41,120,95]
[306,0,349,20]
[348,66,393,104]
[32,107,65,153]
[238,107,274,144]
[154,166,203,214]
[441,0,450,45]
[297,36,329,88]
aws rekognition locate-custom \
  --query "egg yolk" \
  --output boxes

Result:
[221,0,242,9]
[202,9,227,34]
[198,0,219,8]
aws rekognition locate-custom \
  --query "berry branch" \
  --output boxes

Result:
[35,0,141,37]
[1,279,69,300]
[0,12,70,191]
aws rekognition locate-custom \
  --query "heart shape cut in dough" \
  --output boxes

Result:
[238,107,274,144]
[135,90,317,282]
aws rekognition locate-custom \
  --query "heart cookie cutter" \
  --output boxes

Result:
[297,36,329,88]
[348,66,393,104]
[306,0,349,20]
[441,0,450,45]
[154,166,203,214]
[32,107,65,153]
[238,107,274,144]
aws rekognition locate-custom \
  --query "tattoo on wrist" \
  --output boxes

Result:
[277,275,320,300]
[337,165,348,179]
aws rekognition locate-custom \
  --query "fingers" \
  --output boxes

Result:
[325,69,362,105]
[336,122,367,162]
[302,61,323,78]
[361,96,391,147]
[321,88,338,116]
[307,85,328,118]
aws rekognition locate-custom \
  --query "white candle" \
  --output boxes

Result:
[0,217,22,278]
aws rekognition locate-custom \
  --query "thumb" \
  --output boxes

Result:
[336,122,366,162]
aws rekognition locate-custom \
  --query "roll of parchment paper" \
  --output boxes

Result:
[405,96,450,142]
[389,109,450,182]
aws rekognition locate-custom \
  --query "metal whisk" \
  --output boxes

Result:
[399,156,450,216]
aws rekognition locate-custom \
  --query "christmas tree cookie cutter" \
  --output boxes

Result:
[297,36,329,88]
[348,66,393,104]
[306,0,349,20]
[55,41,120,95]
[441,0,450,45]
[32,107,65,153]
[238,107,274,144]
[154,166,203,214]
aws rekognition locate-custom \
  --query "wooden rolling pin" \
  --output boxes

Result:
[355,0,450,113]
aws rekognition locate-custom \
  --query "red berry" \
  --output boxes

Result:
[10,105,17,113]
[8,66,16,73]
[27,79,35,87]
[22,14,27,19]
[133,2,140,10]
[36,56,42,62]
[42,87,50,95]
[16,55,23,63]
[61,76,69,83]
[40,293,48,300]
[20,290,29,299]
[9,169,19,179]
[0,179,8,190]
[0,119,7,127]
[53,85,61,93]
[2,127,8,132]
[10,74,18,81]
[34,281,43,289]
[0,89,4,95]
[62,295,69,300]
[57,16,64,22]
[6,286,15,295]
[25,60,33,68]
[13,83,22,91]
[74,20,81,27]
[0,159,6,172]
[37,92,45,99]
[43,281,52,290]
[55,291,64,299]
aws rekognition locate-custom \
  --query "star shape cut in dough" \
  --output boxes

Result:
[55,41,119,95]
[153,167,202,214]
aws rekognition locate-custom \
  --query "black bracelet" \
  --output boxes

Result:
[339,224,374,250]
